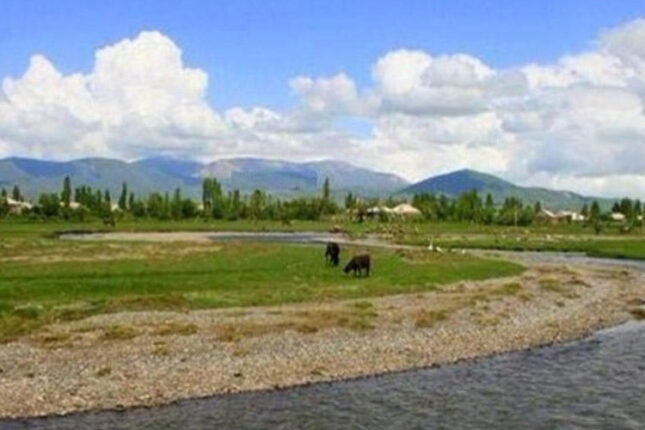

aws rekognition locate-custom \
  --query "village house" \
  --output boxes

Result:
[391,203,422,216]
[5,197,34,215]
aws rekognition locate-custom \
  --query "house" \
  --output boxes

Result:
[611,212,626,222]
[391,203,422,216]
[59,201,83,210]
[535,208,585,223]
[5,197,33,215]
[556,210,586,222]
[535,209,557,222]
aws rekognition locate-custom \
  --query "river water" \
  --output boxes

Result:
[4,321,645,430]
[6,232,644,429]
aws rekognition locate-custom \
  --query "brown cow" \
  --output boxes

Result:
[344,254,370,277]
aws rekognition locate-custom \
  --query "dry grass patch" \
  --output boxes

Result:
[96,367,111,377]
[151,341,171,357]
[101,324,138,341]
[491,282,523,296]
[153,322,198,336]
[414,309,449,328]
[213,321,295,342]
[539,278,566,293]
[214,304,378,342]
[630,307,645,320]
[32,331,72,348]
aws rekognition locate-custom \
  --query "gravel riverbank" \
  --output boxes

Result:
[1,262,644,419]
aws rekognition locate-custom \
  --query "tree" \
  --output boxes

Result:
[61,176,72,208]
[619,198,633,219]
[228,189,242,220]
[146,193,164,219]
[322,177,331,201]
[118,182,128,211]
[210,179,225,219]
[455,190,482,223]
[590,201,601,221]
[249,189,266,219]
[202,178,213,215]
[533,201,542,214]
[320,177,337,215]
[498,197,525,226]
[171,188,183,220]
[344,192,356,210]
[12,185,21,202]
[38,193,60,217]
[202,177,225,218]
[483,193,495,224]
[0,195,8,217]
[130,197,146,218]
[1,188,6,199]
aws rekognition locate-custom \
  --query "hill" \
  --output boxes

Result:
[401,169,614,210]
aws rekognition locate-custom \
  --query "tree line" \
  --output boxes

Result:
[1,177,642,228]
[0,177,340,222]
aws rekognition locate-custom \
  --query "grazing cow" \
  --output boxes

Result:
[103,217,116,228]
[344,254,371,277]
[325,242,340,266]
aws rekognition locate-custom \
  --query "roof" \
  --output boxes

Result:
[367,206,394,214]
[392,203,422,215]
[6,197,33,209]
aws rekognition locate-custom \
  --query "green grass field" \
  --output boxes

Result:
[4,216,645,342]
[400,232,645,260]
[0,219,525,342]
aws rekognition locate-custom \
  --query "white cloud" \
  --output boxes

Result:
[371,50,495,116]
[0,31,225,159]
[289,73,362,115]
[4,21,645,197]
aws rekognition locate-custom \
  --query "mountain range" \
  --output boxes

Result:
[0,157,408,200]
[0,157,615,210]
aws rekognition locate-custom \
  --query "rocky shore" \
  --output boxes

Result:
[1,262,644,419]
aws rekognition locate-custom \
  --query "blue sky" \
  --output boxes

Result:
[3,1,645,197]
[2,0,645,109]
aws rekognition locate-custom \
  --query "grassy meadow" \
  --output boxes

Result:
[0,219,524,342]
[3,215,645,342]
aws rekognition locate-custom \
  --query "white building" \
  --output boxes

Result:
[391,203,422,216]
[611,212,626,221]
[5,197,33,214]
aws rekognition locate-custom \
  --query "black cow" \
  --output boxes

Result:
[325,242,340,266]
[344,254,370,277]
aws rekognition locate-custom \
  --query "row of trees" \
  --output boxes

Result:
[411,192,537,226]
[0,177,341,221]
[2,178,642,226]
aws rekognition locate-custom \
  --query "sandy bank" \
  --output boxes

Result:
[0,262,644,419]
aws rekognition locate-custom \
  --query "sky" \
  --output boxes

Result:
[2,0,645,197]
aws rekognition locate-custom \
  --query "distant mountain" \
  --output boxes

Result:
[0,156,408,200]
[200,158,408,195]
[401,169,614,210]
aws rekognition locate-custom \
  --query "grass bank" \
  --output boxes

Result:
[0,238,522,342]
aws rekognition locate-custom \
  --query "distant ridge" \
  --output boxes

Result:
[0,156,408,199]
[401,169,615,210]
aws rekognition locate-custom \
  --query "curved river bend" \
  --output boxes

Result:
[8,231,644,429]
